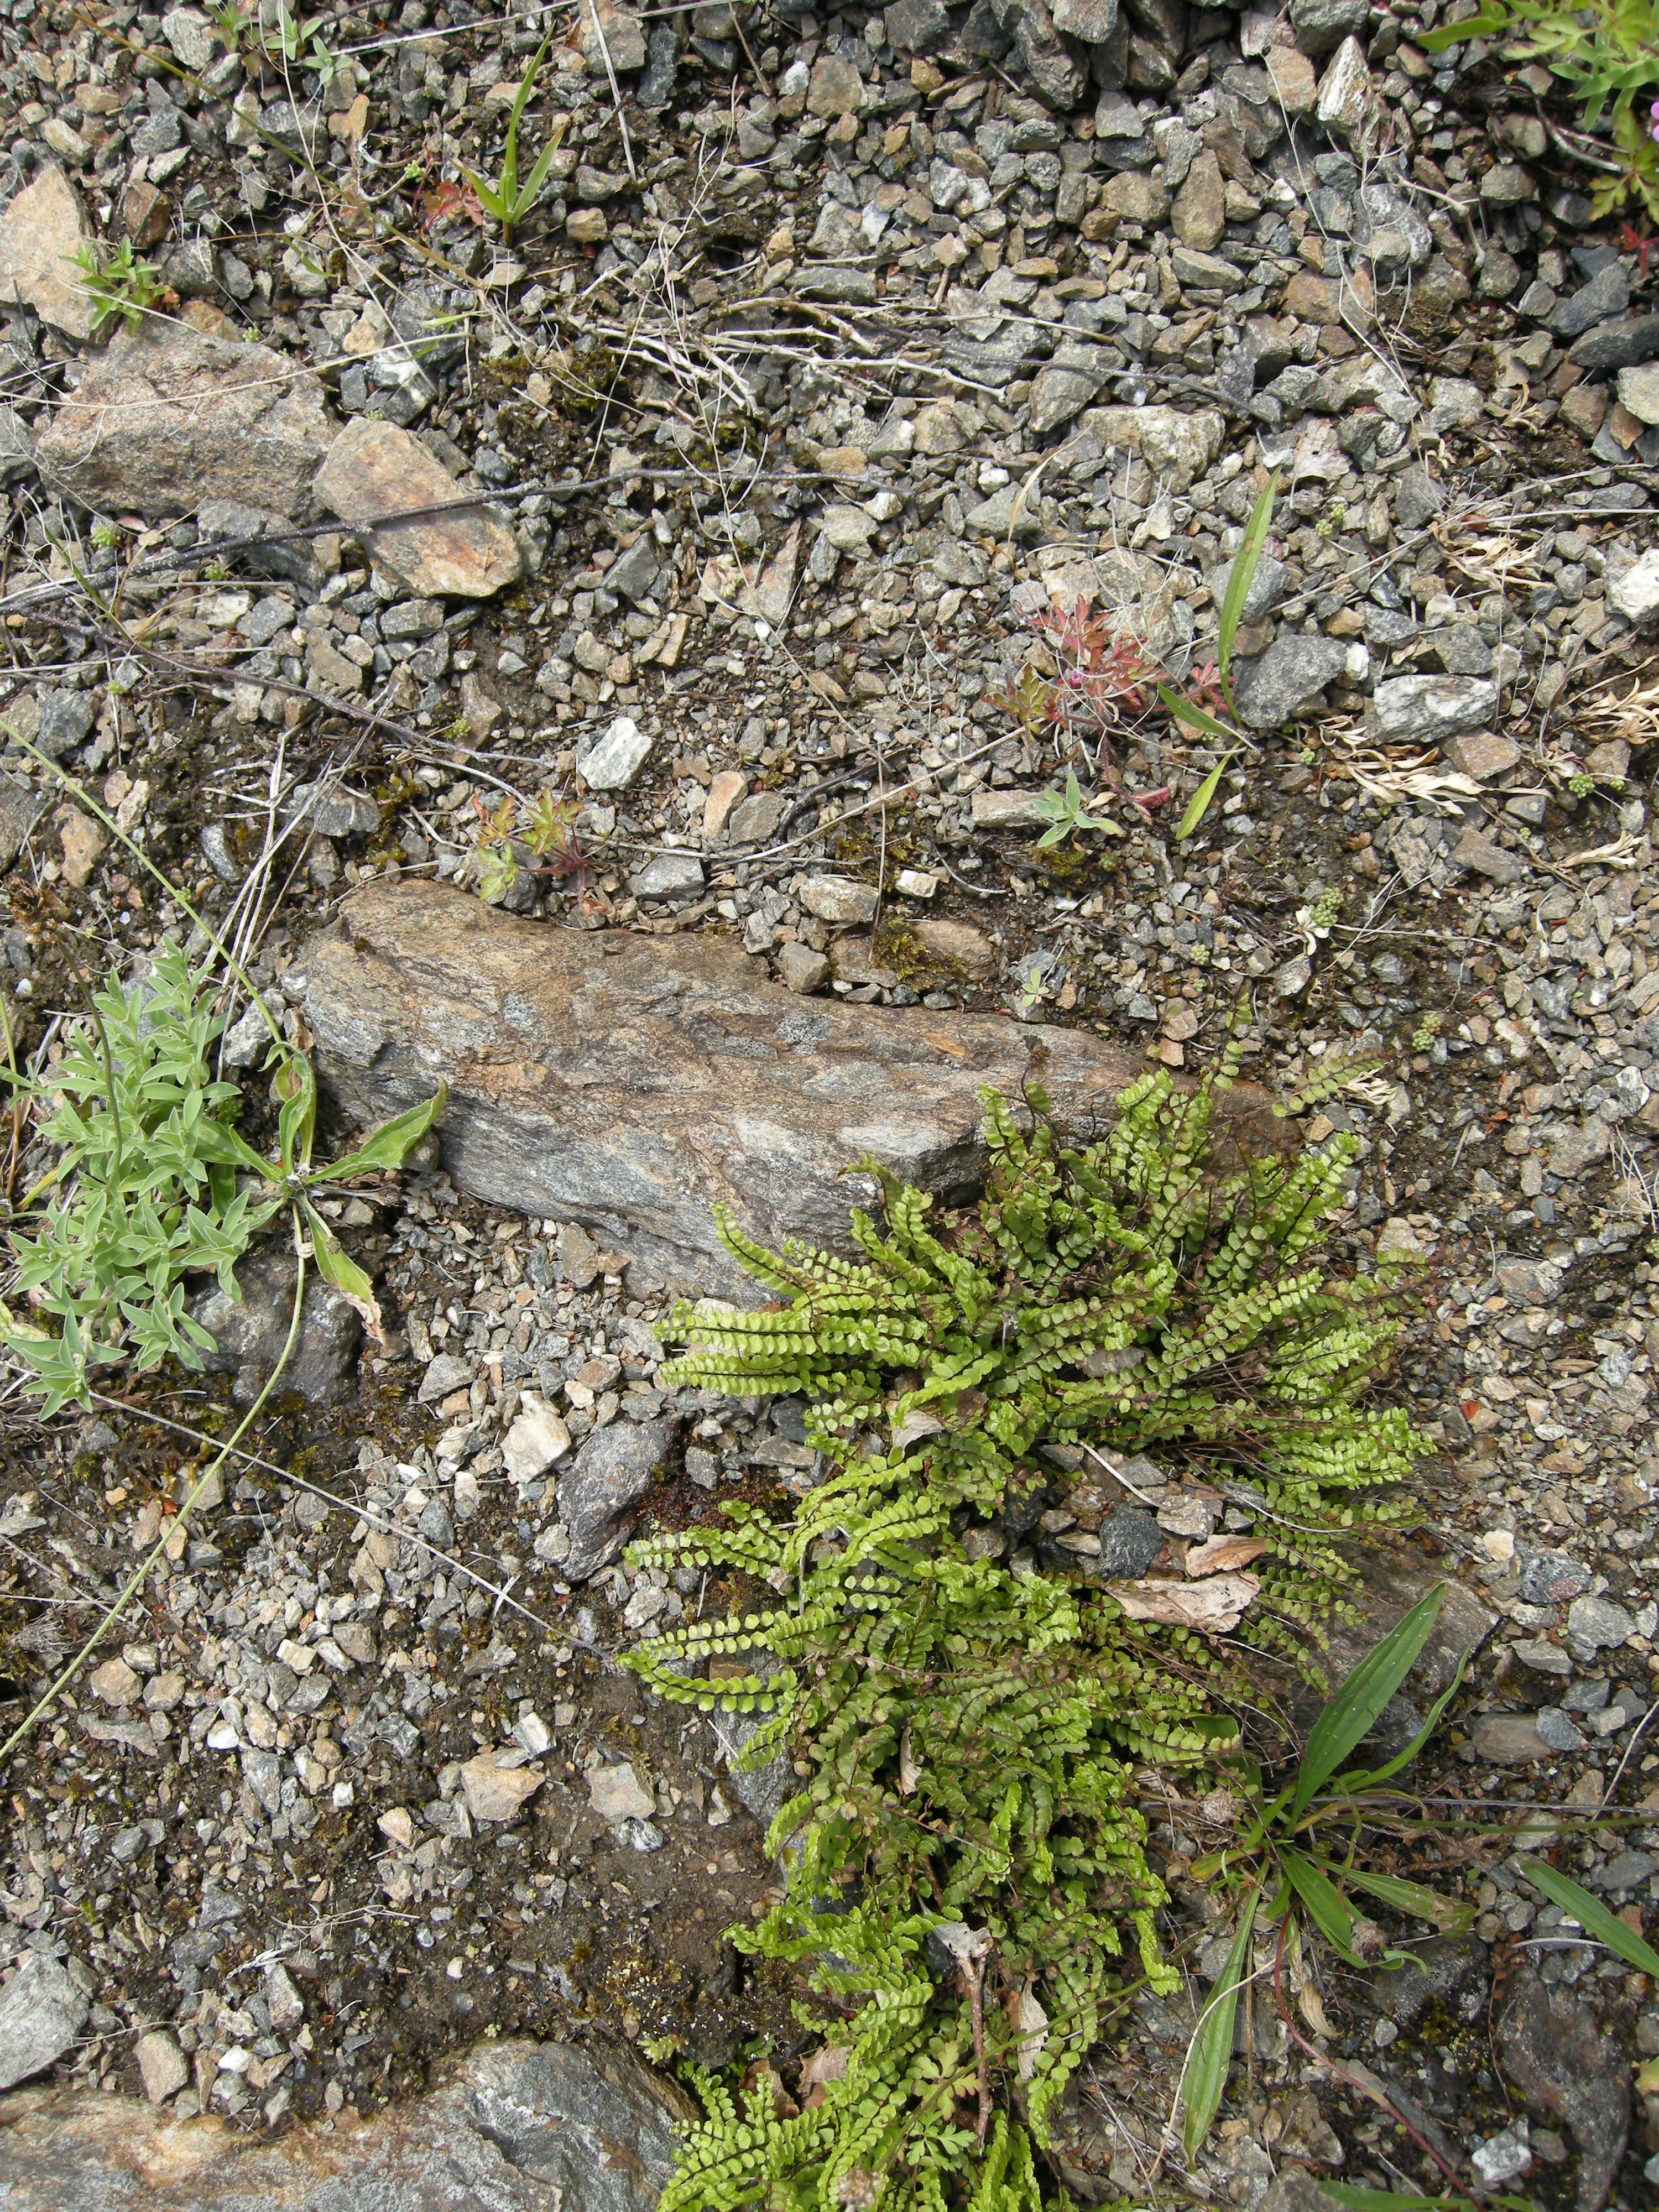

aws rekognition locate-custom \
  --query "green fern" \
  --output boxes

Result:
[625,1058,1428,2210]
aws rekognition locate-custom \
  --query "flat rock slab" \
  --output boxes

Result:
[314,418,522,598]
[299,882,1280,1297]
[36,324,332,520]
[0,165,95,339]
[0,2036,690,2211]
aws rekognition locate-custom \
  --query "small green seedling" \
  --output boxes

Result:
[73,239,164,333]
[465,30,566,247]
[1031,766,1124,849]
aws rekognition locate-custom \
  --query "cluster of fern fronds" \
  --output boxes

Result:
[623,1054,1428,2212]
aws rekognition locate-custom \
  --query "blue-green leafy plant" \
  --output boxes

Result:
[624,1052,1430,2211]
[1422,0,1659,225]
[0,758,443,1416]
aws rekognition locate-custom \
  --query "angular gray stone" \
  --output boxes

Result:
[133,2028,187,2105]
[1566,1594,1632,1651]
[629,852,704,899]
[788,265,878,306]
[1091,1509,1163,1579]
[160,7,225,70]
[1171,244,1244,295]
[1010,0,1088,111]
[1423,375,1484,435]
[885,0,953,51]
[191,1240,362,1406]
[1232,634,1349,730]
[1552,261,1628,341]
[1051,0,1117,36]
[963,482,1043,538]
[0,769,48,869]
[1315,36,1374,149]
[36,325,332,521]
[33,690,93,760]
[800,875,878,925]
[1027,361,1109,434]
[1452,828,1527,885]
[0,2036,691,2211]
[298,882,1275,1297]
[1394,465,1444,529]
[1568,316,1659,371]
[577,716,653,791]
[1370,1934,1489,2030]
[1369,674,1497,742]
[1532,1705,1584,1752]
[0,1955,88,2091]
[1208,550,1291,627]
[1080,404,1224,493]
[1616,359,1659,426]
[1289,0,1368,54]
[1353,181,1432,269]
[1609,549,1659,623]
[557,1416,680,1581]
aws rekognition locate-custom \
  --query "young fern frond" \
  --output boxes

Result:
[633,1065,1425,2212]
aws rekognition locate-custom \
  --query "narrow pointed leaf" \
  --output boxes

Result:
[273,1051,317,1178]
[1177,755,1229,841]
[1334,1641,1472,1796]
[301,1201,374,1303]
[520,137,562,207]
[1340,1867,1474,1935]
[1181,1888,1256,2156]
[1218,470,1279,686]
[1417,8,1507,50]
[1160,686,1249,750]
[1290,1584,1443,1819]
[310,1083,446,1182]
[1280,1849,1364,1966]
[1520,1861,1659,1975]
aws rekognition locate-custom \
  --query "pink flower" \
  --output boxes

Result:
[1651,98,1659,146]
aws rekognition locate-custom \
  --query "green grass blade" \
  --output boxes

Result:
[1218,469,1279,689]
[1180,1888,1256,2156]
[1334,1641,1472,1796]
[519,134,563,210]
[1280,1849,1364,1965]
[1176,755,1229,841]
[1289,1585,1443,1820]
[1521,1861,1659,1975]
[1160,685,1253,752]
[1340,1867,1474,1935]
[1323,2189,1460,2210]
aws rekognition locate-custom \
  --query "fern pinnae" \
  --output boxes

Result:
[630,1062,1423,2212]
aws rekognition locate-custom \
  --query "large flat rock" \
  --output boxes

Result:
[0,2037,689,2210]
[36,324,333,521]
[299,884,1279,1297]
